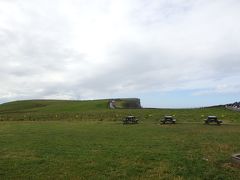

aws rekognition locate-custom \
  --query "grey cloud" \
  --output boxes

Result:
[0,0,240,103]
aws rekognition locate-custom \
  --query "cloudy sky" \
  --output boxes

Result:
[0,0,240,108]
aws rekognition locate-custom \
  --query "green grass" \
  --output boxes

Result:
[0,99,109,113]
[0,121,240,179]
[0,100,240,179]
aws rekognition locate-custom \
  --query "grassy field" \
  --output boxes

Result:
[0,100,240,179]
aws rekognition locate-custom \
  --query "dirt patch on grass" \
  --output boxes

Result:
[222,162,240,171]
[201,143,234,162]
[141,162,183,180]
[0,150,39,160]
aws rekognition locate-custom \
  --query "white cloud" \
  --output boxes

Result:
[0,0,240,104]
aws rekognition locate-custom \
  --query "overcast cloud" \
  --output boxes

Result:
[0,0,240,107]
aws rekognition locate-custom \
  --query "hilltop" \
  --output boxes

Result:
[0,98,141,114]
[0,99,108,113]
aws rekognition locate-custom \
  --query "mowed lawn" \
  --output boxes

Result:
[0,121,240,179]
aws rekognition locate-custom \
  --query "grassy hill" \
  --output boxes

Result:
[0,99,109,113]
[0,99,240,123]
[0,99,143,121]
[0,99,240,179]
[0,98,141,113]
